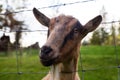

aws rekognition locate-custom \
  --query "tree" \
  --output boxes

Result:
[118,22,120,35]
[0,5,4,29]
[90,27,109,45]
[100,27,109,45]
[117,22,120,45]
[106,23,117,45]
[111,24,116,45]
[5,9,24,48]
[0,4,24,49]
[90,30,101,45]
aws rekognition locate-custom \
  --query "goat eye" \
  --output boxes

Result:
[74,28,78,33]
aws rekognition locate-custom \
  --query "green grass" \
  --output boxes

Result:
[79,45,120,80]
[0,45,120,80]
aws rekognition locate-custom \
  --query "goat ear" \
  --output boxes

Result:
[84,15,102,33]
[33,8,50,27]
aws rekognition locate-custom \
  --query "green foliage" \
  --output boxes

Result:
[0,46,120,80]
[90,30,101,45]
[90,28,109,45]
[90,25,120,45]
[118,25,120,35]
[106,24,120,45]
[100,28,109,44]
[117,34,120,45]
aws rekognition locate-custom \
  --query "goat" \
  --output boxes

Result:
[33,8,102,80]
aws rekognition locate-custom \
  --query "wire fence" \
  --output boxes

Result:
[0,0,120,80]
[0,26,119,80]
[0,0,94,15]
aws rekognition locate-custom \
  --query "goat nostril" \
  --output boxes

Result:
[44,48,52,54]
[41,46,53,55]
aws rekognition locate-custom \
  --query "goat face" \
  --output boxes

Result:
[33,8,102,66]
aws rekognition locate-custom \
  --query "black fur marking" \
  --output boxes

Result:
[61,21,83,48]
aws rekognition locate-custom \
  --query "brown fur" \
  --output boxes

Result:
[33,8,102,80]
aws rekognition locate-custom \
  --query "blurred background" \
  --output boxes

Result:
[0,0,120,80]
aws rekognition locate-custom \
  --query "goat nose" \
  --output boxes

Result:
[41,46,53,55]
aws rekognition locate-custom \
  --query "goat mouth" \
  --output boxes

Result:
[40,57,58,66]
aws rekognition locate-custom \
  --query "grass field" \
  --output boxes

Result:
[0,45,120,80]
